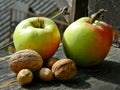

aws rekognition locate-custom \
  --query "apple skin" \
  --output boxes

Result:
[13,17,60,60]
[62,18,113,67]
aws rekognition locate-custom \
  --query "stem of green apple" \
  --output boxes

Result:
[40,21,45,28]
[38,18,45,28]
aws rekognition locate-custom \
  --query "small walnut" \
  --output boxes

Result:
[17,69,33,85]
[39,67,54,81]
[9,49,43,74]
[52,59,77,80]
[46,57,59,69]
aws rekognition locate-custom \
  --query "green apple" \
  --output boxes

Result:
[13,17,60,60]
[62,17,113,67]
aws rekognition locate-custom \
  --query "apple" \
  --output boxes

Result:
[62,17,113,67]
[13,17,60,60]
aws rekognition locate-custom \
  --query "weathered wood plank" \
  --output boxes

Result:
[0,45,120,90]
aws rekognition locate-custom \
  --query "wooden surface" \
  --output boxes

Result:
[0,45,120,90]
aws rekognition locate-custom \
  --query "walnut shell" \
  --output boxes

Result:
[46,57,59,69]
[9,49,43,74]
[17,69,33,85]
[39,67,54,81]
[52,59,77,80]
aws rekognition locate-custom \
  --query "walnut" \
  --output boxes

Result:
[39,67,54,81]
[46,57,59,69]
[52,59,77,80]
[8,49,43,74]
[17,69,33,85]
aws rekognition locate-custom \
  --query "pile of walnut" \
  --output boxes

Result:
[8,49,77,85]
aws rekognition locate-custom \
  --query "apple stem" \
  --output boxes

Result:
[38,18,45,28]
[40,21,45,28]
[90,9,107,24]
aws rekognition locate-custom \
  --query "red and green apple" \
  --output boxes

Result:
[62,17,113,66]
